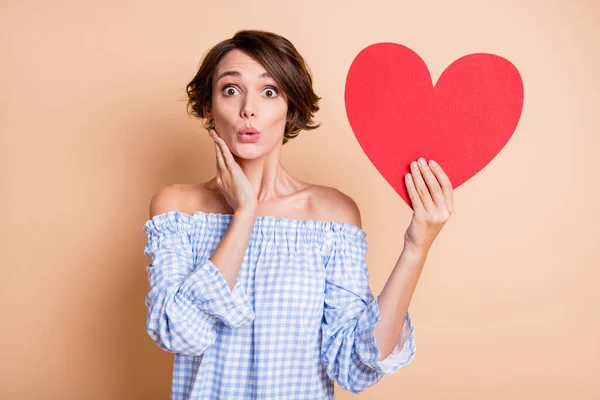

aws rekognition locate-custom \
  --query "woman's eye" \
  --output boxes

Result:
[222,86,240,96]
[262,87,279,98]
[221,85,278,98]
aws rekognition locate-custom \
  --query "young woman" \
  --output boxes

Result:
[142,30,454,399]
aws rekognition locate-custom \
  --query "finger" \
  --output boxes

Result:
[429,159,454,212]
[410,160,436,212]
[405,173,424,212]
[417,158,445,209]
[214,140,226,174]
[212,130,231,169]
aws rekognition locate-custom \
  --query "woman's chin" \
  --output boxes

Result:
[230,144,263,159]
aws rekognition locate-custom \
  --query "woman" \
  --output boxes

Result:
[142,30,454,399]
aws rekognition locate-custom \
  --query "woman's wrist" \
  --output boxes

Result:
[234,207,258,220]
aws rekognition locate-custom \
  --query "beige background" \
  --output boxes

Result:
[2,0,599,398]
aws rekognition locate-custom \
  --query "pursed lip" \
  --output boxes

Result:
[238,126,260,135]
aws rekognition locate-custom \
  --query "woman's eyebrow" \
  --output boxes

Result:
[215,71,273,82]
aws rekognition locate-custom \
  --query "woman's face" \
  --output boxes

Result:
[209,49,288,159]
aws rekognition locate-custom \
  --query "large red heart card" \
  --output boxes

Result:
[345,43,524,208]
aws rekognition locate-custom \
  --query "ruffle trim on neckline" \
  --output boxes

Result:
[142,210,367,240]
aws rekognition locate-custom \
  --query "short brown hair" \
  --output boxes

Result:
[185,30,321,145]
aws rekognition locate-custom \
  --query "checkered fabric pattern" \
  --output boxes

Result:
[142,211,416,399]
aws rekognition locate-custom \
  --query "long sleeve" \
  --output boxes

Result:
[142,212,255,356]
[320,228,416,394]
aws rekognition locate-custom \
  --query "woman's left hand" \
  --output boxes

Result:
[403,157,454,254]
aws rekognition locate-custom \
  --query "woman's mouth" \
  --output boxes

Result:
[238,127,261,143]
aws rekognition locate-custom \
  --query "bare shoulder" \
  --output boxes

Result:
[148,183,206,219]
[312,185,363,230]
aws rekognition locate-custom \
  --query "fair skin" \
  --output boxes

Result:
[204,48,301,210]
[150,48,454,361]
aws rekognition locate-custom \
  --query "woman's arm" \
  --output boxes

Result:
[375,247,427,359]
[143,199,257,355]
[206,129,260,291]
[210,210,257,291]
[376,158,454,359]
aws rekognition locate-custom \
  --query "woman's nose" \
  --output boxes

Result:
[240,95,258,119]
[241,109,255,118]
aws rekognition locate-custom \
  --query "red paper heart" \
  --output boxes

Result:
[345,43,524,208]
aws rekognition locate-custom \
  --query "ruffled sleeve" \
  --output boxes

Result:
[320,226,416,394]
[142,211,255,356]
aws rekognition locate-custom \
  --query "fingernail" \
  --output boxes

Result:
[418,157,426,165]
[429,159,437,167]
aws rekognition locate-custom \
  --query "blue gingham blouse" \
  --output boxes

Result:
[142,211,416,399]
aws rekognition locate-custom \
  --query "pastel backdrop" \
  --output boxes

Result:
[1,0,599,398]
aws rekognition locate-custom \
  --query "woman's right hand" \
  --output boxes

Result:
[210,129,258,216]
